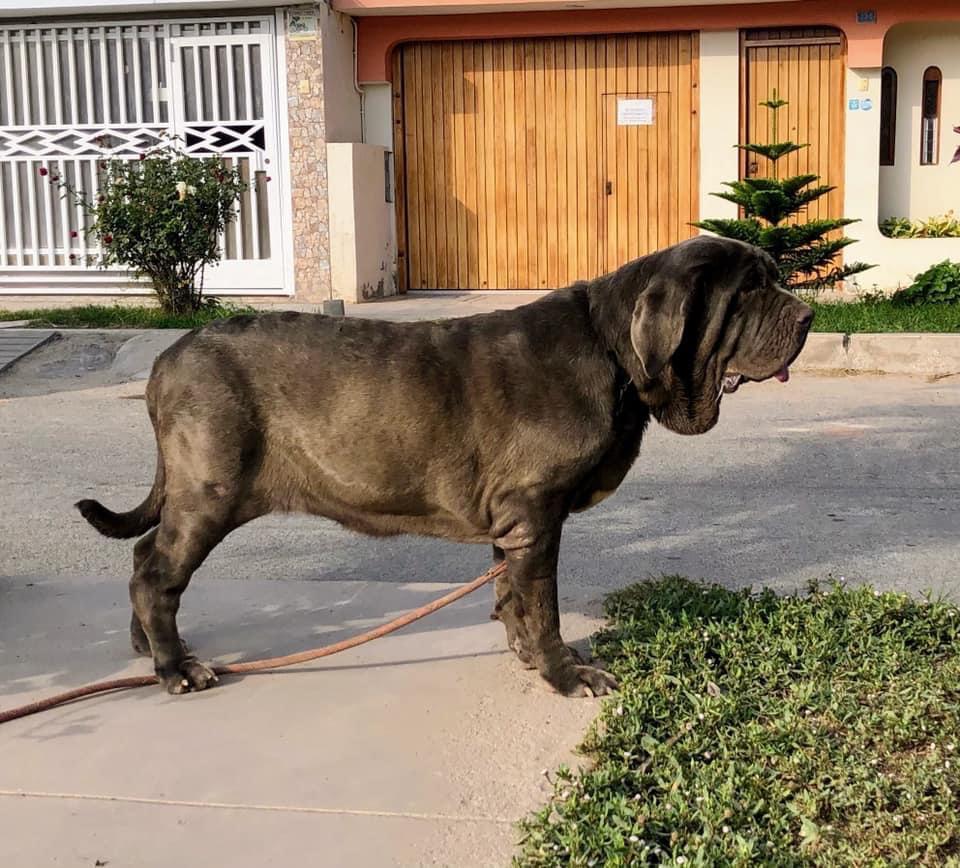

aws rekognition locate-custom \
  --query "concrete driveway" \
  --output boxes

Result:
[1,296,959,866]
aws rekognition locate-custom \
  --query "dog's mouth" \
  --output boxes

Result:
[721,364,791,395]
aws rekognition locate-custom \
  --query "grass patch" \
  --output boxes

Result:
[517,577,960,867]
[0,303,255,330]
[809,300,960,333]
[4,300,958,333]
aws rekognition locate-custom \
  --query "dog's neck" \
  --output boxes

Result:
[584,263,651,390]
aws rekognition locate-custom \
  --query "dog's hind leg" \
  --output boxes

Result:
[129,528,158,656]
[129,527,191,659]
[129,500,234,694]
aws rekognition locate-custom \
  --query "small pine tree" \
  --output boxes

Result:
[694,92,872,292]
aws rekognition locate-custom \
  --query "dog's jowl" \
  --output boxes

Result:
[78,236,813,697]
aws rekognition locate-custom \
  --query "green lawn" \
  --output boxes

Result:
[0,303,253,330]
[517,577,960,867]
[2,300,959,334]
[809,301,960,333]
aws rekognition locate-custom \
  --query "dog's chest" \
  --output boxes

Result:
[570,381,648,513]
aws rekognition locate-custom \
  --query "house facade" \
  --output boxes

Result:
[1,0,959,303]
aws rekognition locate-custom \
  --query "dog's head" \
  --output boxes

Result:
[624,236,813,435]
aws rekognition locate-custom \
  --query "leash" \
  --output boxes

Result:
[0,561,506,726]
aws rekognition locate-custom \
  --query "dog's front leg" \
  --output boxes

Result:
[496,519,618,698]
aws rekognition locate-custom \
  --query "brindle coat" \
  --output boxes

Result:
[78,236,813,696]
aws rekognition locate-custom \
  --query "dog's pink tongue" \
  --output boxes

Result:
[775,365,790,383]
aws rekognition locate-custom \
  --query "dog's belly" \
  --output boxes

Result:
[312,501,490,542]
[296,489,491,543]
[262,441,491,543]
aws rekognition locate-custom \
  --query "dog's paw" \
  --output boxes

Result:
[549,663,619,698]
[511,636,587,670]
[157,657,219,694]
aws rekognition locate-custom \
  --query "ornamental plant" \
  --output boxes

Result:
[694,92,872,292]
[891,260,960,307]
[45,138,247,313]
[880,212,960,239]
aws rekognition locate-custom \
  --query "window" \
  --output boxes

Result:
[920,66,942,165]
[879,67,897,166]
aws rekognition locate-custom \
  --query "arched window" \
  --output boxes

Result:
[920,66,942,165]
[879,67,897,166]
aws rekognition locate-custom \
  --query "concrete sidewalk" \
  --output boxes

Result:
[0,573,604,867]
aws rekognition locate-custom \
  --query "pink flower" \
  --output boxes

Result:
[70,230,78,238]
[102,233,113,244]
[38,167,48,176]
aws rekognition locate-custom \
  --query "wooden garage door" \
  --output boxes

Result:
[393,34,699,290]
[741,29,845,223]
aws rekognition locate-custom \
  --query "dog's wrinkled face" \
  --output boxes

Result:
[630,237,813,435]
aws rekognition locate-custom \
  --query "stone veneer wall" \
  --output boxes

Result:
[284,10,330,303]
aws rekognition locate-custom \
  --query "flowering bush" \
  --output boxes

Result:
[48,140,246,313]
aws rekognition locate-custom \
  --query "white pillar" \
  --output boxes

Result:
[698,31,741,222]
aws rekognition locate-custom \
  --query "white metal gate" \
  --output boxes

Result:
[0,16,287,295]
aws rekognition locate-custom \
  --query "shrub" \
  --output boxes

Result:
[880,212,960,239]
[879,217,917,239]
[892,260,960,307]
[694,92,872,292]
[47,139,247,313]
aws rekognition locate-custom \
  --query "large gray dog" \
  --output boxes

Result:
[78,236,813,697]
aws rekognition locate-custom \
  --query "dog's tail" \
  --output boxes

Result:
[76,455,164,539]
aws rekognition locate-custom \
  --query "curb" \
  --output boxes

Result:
[794,333,960,378]
[4,326,960,380]
[0,330,59,373]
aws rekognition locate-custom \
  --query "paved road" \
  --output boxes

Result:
[2,371,958,598]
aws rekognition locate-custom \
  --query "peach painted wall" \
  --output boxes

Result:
[354,0,960,83]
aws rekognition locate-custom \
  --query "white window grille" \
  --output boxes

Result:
[0,16,287,294]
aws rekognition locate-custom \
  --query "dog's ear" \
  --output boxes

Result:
[630,277,692,381]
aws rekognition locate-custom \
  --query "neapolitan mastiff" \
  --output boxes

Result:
[78,236,813,697]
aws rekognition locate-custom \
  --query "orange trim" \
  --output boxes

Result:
[355,0,960,82]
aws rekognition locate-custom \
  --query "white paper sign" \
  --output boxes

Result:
[617,98,655,126]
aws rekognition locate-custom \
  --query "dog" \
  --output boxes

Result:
[78,236,813,697]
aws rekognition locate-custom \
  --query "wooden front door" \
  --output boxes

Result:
[741,28,846,223]
[393,33,699,290]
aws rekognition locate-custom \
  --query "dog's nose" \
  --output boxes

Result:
[797,308,814,329]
